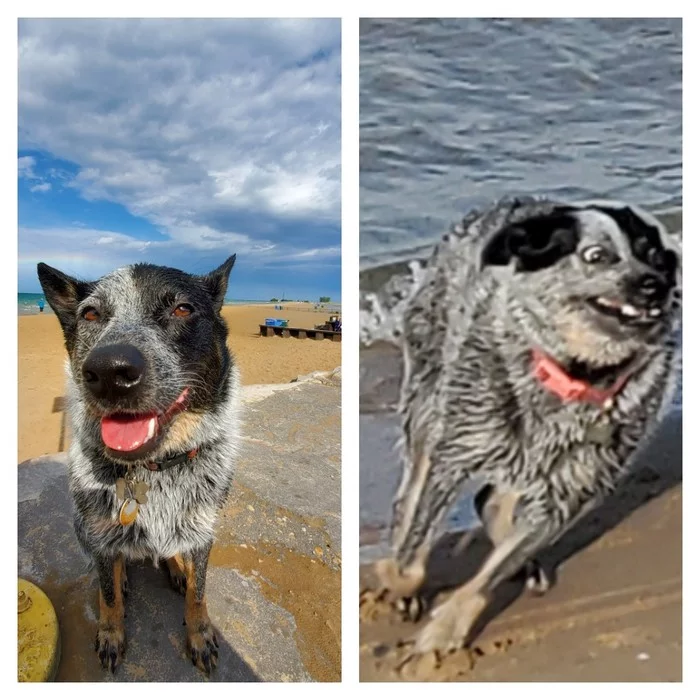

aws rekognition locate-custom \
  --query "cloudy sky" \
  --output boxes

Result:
[18,19,341,301]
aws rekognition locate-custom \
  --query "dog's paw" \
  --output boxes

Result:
[414,607,469,655]
[524,559,552,596]
[395,595,426,622]
[187,621,219,675]
[413,593,486,655]
[95,624,125,673]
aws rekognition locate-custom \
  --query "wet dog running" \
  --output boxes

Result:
[38,256,239,674]
[375,198,682,655]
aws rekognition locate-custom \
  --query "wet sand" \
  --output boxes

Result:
[359,412,682,682]
[17,303,341,463]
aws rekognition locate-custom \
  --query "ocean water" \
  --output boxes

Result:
[18,293,51,315]
[359,18,682,561]
[17,295,285,315]
[360,17,682,270]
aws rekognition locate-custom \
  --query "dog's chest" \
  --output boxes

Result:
[528,406,615,451]
[518,404,624,489]
[93,463,228,558]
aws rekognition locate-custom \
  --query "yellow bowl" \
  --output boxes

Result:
[18,578,61,682]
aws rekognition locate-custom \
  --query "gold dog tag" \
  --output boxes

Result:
[132,481,150,505]
[119,499,139,526]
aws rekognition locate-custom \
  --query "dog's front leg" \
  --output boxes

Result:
[414,523,551,655]
[94,553,126,673]
[183,542,219,674]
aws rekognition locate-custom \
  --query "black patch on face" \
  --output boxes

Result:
[481,208,580,272]
[37,263,96,353]
[126,257,236,412]
[595,206,678,281]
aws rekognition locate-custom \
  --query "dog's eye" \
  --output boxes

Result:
[172,304,194,318]
[82,308,100,322]
[581,246,608,264]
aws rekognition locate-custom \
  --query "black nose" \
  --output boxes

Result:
[631,273,669,306]
[639,275,662,296]
[82,344,146,401]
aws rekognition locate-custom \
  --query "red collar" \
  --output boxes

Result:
[531,349,635,408]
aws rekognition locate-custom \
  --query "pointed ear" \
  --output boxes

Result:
[203,255,236,311]
[480,210,580,272]
[37,263,92,333]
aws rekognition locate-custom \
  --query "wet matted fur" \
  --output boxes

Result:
[376,197,682,654]
[37,256,240,674]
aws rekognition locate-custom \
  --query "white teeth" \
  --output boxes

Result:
[146,416,157,441]
[621,304,642,318]
[596,297,617,308]
[649,308,662,317]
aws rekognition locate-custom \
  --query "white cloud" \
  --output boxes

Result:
[18,155,36,178]
[29,182,51,193]
[18,18,341,257]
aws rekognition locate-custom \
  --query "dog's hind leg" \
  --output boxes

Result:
[94,553,126,673]
[183,542,219,675]
[476,485,552,596]
[165,554,187,595]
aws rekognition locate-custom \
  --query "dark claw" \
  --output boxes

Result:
[525,559,552,596]
[213,631,219,648]
[169,571,188,596]
[109,649,118,674]
[396,595,425,622]
[191,647,198,666]
[202,649,212,674]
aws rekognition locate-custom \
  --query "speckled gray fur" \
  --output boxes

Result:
[382,197,681,653]
[37,256,239,672]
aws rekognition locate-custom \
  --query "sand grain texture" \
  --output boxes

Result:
[360,451,682,682]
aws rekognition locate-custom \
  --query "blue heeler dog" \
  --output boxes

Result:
[374,198,681,656]
[37,256,239,674]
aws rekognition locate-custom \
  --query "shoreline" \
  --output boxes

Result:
[18,303,341,463]
[17,299,342,317]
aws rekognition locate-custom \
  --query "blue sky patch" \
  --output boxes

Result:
[18,18,341,301]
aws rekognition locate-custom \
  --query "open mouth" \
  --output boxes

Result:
[587,297,662,326]
[100,388,190,454]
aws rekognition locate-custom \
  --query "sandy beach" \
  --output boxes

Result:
[17,303,341,463]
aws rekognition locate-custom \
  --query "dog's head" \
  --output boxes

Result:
[37,256,236,463]
[480,201,681,366]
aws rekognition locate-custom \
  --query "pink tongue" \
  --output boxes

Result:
[101,414,157,452]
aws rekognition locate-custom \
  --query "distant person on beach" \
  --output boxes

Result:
[37,298,45,313]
